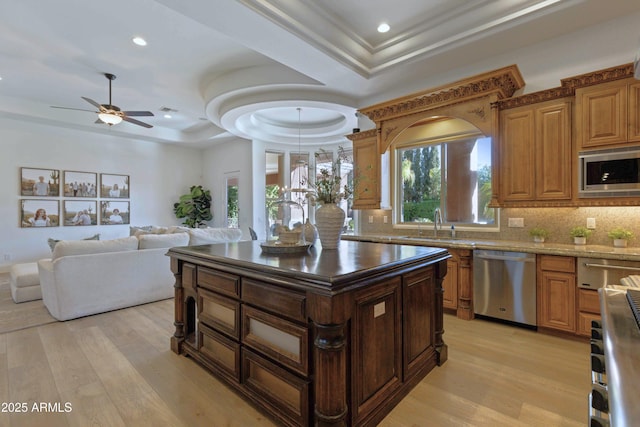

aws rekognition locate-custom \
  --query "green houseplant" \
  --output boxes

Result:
[529,227,550,243]
[607,227,634,248]
[569,226,592,245]
[173,185,213,228]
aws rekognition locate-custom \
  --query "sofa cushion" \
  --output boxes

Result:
[47,233,100,251]
[188,228,243,245]
[52,236,138,260]
[138,232,189,249]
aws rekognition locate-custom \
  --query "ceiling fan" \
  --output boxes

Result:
[51,73,154,128]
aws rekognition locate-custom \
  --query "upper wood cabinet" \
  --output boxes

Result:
[576,78,640,150]
[348,129,380,209]
[499,99,572,204]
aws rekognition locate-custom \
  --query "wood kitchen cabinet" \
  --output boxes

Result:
[537,255,576,333]
[576,78,640,150]
[577,288,601,337]
[441,248,474,320]
[348,129,381,209]
[499,99,572,204]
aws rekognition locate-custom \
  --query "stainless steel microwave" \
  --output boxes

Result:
[579,147,640,197]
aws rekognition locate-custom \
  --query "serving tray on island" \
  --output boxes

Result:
[260,241,312,255]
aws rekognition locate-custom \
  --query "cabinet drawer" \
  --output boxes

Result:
[243,279,306,323]
[199,322,240,382]
[242,305,309,376]
[199,288,240,339]
[540,255,575,273]
[242,348,310,427]
[197,267,240,298]
[577,311,601,337]
[578,288,600,314]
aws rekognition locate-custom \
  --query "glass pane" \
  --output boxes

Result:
[225,176,239,228]
[398,135,494,227]
[290,152,309,223]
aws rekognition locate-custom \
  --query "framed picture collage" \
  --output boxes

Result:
[20,167,130,228]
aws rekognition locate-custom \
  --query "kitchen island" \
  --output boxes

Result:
[167,240,449,427]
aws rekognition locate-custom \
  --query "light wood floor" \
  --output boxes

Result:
[0,299,590,427]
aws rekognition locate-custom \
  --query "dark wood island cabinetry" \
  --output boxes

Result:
[167,240,449,427]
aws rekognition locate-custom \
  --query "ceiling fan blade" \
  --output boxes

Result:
[81,96,102,109]
[122,116,153,128]
[51,105,97,113]
[123,111,154,117]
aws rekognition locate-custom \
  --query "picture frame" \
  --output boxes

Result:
[63,200,97,226]
[20,167,60,197]
[63,170,97,197]
[101,201,130,225]
[100,173,130,198]
[21,199,60,228]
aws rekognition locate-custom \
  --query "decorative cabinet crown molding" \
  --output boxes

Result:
[359,64,524,123]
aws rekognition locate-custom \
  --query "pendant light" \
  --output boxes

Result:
[292,107,307,205]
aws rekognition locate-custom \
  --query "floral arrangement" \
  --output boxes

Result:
[306,147,354,204]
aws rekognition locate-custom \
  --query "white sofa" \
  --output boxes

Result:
[37,227,243,321]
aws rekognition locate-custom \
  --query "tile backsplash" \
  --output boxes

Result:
[357,207,640,247]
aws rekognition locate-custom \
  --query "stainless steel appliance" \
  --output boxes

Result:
[589,288,640,426]
[577,257,640,289]
[579,146,640,198]
[473,250,536,327]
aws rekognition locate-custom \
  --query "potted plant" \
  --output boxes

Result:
[607,227,634,248]
[570,226,592,245]
[529,227,550,243]
[173,185,213,228]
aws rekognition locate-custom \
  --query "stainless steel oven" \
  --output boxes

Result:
[579,147,640,197]
[577,257,640,289]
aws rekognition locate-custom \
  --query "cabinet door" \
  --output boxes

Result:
[352,277,402,422]
[629,82,640,142]
[403,267,435,379]
[538,270,576,332]
[351,130,380,209]
[577,82,627,149]
[535,102,572,200]
[500,108,535,201]
[442,259,458,310]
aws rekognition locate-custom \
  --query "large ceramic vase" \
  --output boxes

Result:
[315,203,345,249]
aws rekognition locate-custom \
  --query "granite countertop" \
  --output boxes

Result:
[342,234,640,261]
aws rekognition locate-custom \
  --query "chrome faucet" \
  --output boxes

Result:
[433,207,443,238]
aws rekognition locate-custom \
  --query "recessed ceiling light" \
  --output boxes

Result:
[164,114,172,119]
[132,36,147,46]
[377,23,390,33]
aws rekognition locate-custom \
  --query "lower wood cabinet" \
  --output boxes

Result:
[537,255,576,332]
[577,288,601,337]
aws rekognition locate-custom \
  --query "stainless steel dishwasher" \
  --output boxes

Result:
[473,249,537,327]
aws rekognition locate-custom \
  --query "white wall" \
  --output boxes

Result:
[0,117,203,271]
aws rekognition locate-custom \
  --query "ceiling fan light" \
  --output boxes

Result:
[98,113,123,125]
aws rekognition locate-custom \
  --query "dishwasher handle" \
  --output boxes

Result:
[474,253,535,262]
[582,263,640,273]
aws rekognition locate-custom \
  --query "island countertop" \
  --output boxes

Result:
[167,239,450,292]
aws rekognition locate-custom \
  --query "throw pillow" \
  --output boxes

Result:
[187,228,243,245]
[47,233,100,252]
[129,225,153,236]
[137,232,190,249]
